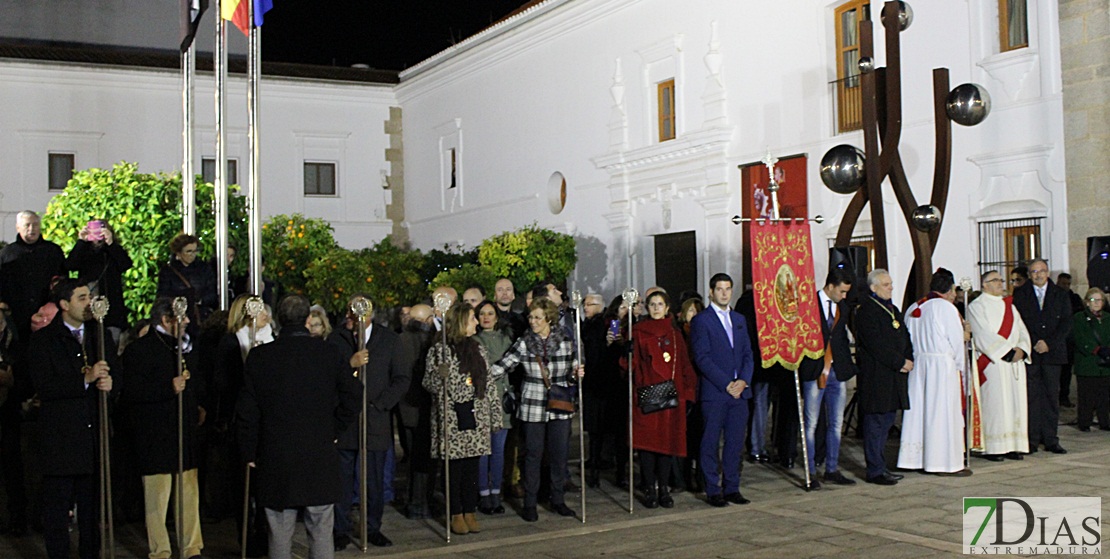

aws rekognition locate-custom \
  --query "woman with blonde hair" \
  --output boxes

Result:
[1073,287,1110,431]
[306,305,332,338]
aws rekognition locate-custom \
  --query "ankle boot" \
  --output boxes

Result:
[478,494,494,515]
[658,485,674,508]
[463,512,481,533]
[491,492,505,514]
[643,484,658,509]
[450,514,469,535]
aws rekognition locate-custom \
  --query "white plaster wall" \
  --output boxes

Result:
[399,0,1067,302]
[0,59,396,248]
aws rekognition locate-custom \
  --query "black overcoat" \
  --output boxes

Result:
[331,325,412,452]
[1012,281,1073,366]
[854,296,913,415]
[0,237,66,341]
[65,240,133,330]
[118,330,204,475]
[28,316,117,477]
[235,328,360,509]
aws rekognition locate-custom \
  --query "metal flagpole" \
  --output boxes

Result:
[621,288,638,514]
[172,297,189,559]
[570,291,586,523]
[959,277,974,470]
[247,2,263,296]
[181,45,196,235]
[214,0,229,311]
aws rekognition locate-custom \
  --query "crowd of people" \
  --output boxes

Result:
[0,208,1105,559]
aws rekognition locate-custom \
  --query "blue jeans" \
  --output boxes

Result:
[479,429,509,496]
[803,374,847,475]
[748,382,770,456]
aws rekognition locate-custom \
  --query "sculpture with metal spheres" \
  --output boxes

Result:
[946,83,992,126]
[881,1,914,31]
[911,205,942,232]
[820,144,867,195]
[858,56,875,74]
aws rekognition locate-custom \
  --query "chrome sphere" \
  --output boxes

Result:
[820,145,867,195]
[946,83,992,126]
[911,205,942,232]
[881,1,914,31]
[858,56,875,74]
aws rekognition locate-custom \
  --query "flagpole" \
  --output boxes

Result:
[215,0,229,311]
[247,2,263,296]
[181,45,196,235]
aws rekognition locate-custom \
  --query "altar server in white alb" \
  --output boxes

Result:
[967,270,1032,461]
[897,269,970,475]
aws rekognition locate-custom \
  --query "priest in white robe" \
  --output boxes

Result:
[898,270,970,475]
[967,270,1032,460]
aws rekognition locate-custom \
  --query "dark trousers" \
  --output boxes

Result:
[773,377,799,461]
[639,450,672,490]
[42,474,98,559]
[1076,376,1110,429]
[447,457,479,515]
[700,399,749,496]
[335,448,386,537]
[0,408,27,527]
[1026,364,1061,447]
[862,411,895,479]
[521,419,570,508]
[1060,362,1074,403]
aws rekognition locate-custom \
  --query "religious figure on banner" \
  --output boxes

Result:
[749,222,824,370]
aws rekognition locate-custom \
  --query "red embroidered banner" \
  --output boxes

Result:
[750,221,824,371]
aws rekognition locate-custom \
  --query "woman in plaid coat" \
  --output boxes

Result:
[424,302,501,535]
[489,298,585,522]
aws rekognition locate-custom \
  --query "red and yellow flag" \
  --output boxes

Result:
[750,221,824,370]
[222,0,273,36]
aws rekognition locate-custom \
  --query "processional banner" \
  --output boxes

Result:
[750,221,824,371]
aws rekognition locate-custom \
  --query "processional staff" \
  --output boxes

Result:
[349,296,373,552]
[172,297,189,559]
[959,277,976,471]
[91,296,115,559]
[432,293,453,543]
[569,290,586,524]
[240,296,264,559]
[621,287,638,514]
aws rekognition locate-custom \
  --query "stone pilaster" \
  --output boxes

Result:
[383,106,407,247]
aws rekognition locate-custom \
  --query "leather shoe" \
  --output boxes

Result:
[551,503,576,517]
[749,453,769,463]
[805,479,821,491]
[823,471,856,485]
[333,534,351,552]
[866,475,897,486]
[1045,444,1067,454]
[1026,446,1039,454]
[706,494,728,507]
[1004,452,1024,460]
[883,470,904,481]
[1078,426,1091,432]
[521,506,538,522]
[780,458,796,469]
[935,468,973,477]
[724,492,750,505]
[980,454,1004,462]
[367,531,392,547]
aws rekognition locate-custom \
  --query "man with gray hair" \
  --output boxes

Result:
[237,295,361,559]
[853,269,913,485]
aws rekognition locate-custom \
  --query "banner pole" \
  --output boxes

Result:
[181,45,196,235]
[214,0,228,311]
[247,9,263,296]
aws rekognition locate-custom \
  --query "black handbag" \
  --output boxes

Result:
[538,357,576,414]
[501,388,519,417]
[636,331,680,414]
[453,401,477,431]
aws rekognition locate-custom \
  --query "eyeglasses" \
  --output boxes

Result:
[1089,298,1105,303]
[985,278,1004,284]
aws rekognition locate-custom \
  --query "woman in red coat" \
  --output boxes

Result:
[629,291,697,508]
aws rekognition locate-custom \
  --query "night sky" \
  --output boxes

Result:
[260,0,529,71]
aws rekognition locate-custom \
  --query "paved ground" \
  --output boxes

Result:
[2,403,1106,558]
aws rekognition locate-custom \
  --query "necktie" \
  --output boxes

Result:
[73,328,83,345]
[722,309,734,347]
[827,300,835,328]
[1037,288,1044,310]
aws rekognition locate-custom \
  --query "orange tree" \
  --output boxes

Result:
[261,214,337,296]
[304,237,425,314]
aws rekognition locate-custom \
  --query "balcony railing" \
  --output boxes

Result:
[829,75,863,134]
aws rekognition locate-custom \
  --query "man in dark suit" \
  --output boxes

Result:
[854,269,913,486]
[1011,259,1071,454]
[690,273,754,507]
[28,279,114,559]
[236,295,361,559]
[329,296,411,550]
[798,268,860,490]
[119,297,206,559]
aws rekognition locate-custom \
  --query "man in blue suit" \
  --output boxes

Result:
[690,273,754,507]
